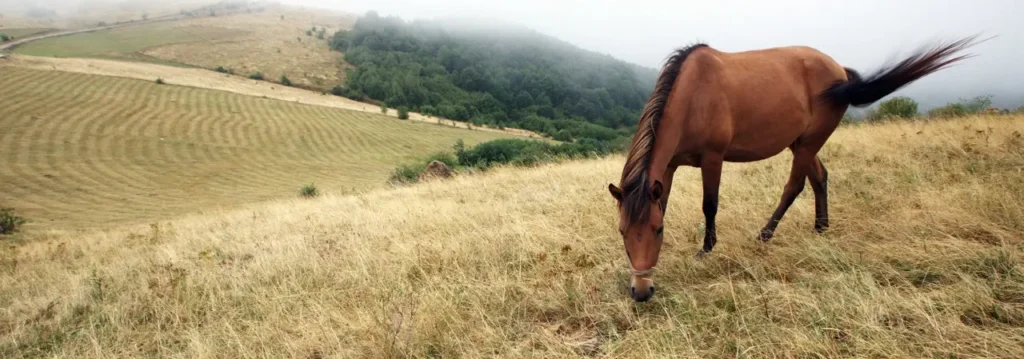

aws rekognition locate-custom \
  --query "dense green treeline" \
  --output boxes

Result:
[329,12,658,142]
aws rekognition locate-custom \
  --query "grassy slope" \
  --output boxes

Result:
[13,21,246,66]
[140,6,356,90]
[2,116,1022,357]
[0,28,54,39]
[0,68,511,230]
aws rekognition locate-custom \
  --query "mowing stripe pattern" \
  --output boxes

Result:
[0,68,510,230]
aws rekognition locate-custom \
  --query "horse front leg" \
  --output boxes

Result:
[697,154,723,257]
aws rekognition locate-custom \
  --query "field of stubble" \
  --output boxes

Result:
[1,115,1022,358]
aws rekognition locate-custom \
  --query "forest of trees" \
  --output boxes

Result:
[329,12,659,143]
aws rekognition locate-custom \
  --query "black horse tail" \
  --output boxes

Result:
[823,35,985,107]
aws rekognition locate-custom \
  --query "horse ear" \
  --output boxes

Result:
[650,180,664,201]
[608,184,623,201]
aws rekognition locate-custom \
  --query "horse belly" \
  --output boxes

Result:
[723,116,806,162]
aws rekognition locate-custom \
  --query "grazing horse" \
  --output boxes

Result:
[608,36,982,302]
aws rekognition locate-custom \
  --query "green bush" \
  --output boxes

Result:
[928,95,994,118]
[280,75,292,87]
[0,208,26,235]
[380,102,388,114]
[330,85,364,100]
[305,30,313,36]
[299,183,319,198]
[0,34,9,42]
[420,105,436,116]
[248,72,264,80]
[398,107,409,120]
[214,66,233,74]
[331,85,345,96]
[928,103,968,118]
[155,78,164,85]
[874,96,918,120]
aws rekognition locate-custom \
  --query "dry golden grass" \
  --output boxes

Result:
[0,67,514,231]
[142,4,356,90]
[2,115,1023,358]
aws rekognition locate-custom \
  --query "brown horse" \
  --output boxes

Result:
[608,36,983,302]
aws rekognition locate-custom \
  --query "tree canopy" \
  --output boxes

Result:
[329,12,658,142]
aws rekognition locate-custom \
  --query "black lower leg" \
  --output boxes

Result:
[702,195,718,253]
[699,156,723,255]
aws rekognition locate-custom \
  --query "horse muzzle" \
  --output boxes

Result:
[629,267,656,302]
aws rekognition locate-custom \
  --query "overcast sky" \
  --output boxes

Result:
[280,0,1021,109]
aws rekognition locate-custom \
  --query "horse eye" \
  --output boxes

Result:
[656,226,664,236]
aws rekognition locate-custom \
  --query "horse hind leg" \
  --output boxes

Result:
[758,148,814,242]
[808,155,829,233]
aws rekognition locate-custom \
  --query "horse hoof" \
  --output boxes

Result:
[758,229,774,242]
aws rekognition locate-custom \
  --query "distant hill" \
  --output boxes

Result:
[329,12,659,142]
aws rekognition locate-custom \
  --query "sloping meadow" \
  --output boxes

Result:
[2,115,1023,357]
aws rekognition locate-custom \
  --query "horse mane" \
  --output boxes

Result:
[619,43,708,225]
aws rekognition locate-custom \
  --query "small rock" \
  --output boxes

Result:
[418,160,453,181]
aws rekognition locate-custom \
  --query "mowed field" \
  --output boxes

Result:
[12,3,355,90]
[1,116,1022,357]
[13,21,247,67]
[0,28,54,39]
[141,5,356,90]
[0,67,513,230]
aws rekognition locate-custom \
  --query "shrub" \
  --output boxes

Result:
[331,85,345,96]
[928,95,994,118]
[155,78,164,85]
[874,96,918,120]
[389,135,623,184]
[280,75,292,87]
[0,34,9,42]
[330,85,364,100]
[317,30,325,40]
[305,30,313,36]
[299,183,319,198]
[380,102,388,114]
[0,208,26,235]
[248,72,264,80]
[398,107,409,120]
[214,66,233,74]
[420,105,436,116]
[928,103,968,118]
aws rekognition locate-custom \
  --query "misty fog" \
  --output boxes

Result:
[287,0,1023,110]
[4,0,1021,108]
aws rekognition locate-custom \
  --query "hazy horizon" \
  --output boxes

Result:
[4,0,1021,109]
[283,0,1022,109]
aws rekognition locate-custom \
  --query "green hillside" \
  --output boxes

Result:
[329,13,659,144]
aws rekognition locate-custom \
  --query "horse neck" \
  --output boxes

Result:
[645,121,683,188]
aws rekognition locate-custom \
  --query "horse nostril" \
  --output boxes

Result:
[630,286,636,296]
[650,286,656,296]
